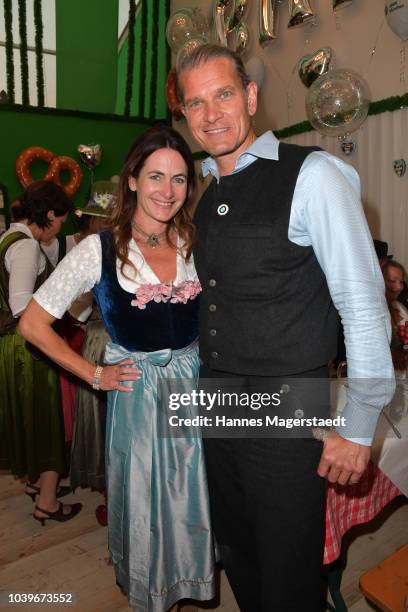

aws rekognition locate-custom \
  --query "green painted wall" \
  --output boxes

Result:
[56,0,119,113]
[0,107,155,233]
[116,0,169,119]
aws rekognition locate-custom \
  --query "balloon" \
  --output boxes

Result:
[385,0,408,42]
[190,7,211,39]
[177,35,209,66]
[166,9,196,53]
[298,47,335,88]
[333,0,353,10]
[306,69,371,137]
[165,68,183,121]
[228,21,249,56]
[245,56,265,89]
[15,146,83,196]
[77,144,102,170]
[213,0,232,47]
[228,0,249,32]
[288,0,316,29]
[45,156,84,197]
[259,0,279,46]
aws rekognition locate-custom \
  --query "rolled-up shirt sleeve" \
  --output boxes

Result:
[290,151,395,444]
[34,234,102,319]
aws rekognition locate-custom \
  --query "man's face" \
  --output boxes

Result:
[180,58,257,165]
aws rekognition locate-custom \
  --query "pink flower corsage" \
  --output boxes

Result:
[131,280,201,309]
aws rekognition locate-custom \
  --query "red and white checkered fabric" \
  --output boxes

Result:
[324,461,402,565]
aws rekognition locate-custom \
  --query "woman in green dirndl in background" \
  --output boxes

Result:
[0,180,82,524]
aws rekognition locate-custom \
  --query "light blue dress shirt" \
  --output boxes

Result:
[201,130,395,444]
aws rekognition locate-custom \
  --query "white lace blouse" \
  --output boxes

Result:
[34,233,199,319]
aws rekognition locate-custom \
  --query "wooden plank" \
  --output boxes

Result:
[360,544,408,612]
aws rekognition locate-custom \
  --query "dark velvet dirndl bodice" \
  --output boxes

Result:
[92,230,199,352]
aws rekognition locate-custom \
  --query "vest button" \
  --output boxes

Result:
[209,304,216,312]
[211,351,219,359]
[209,279,216,287]
[209,328,217,336]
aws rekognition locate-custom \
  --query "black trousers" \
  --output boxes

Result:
[200,366,327,612]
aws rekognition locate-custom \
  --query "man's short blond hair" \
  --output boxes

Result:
[176,44,250,102]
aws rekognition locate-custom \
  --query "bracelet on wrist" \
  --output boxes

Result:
[92,365,103,390]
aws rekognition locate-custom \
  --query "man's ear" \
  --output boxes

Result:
[47,210,55,221]
[247,81,258,117]
[128,176,137,192]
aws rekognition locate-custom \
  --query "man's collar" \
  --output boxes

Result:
[201,131,280,180]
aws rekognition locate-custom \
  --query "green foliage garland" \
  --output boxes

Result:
[0,102,160,125]
[165,0,171,121]
[139,0,148,117]
[150,0,159,119]
[3,0,15,103]
[33,0,44,107]
[124,0,136,117]
[274,92,408,140]
[18,0,29,105]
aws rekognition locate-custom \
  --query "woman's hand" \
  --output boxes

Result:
[98,359,141,392]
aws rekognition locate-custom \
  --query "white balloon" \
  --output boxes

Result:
[245,56,265,89]
[385,0,408,41]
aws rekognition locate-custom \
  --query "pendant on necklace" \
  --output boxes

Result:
[147,234,160,248]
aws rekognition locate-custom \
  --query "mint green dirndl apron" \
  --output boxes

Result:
[104,340,215,612]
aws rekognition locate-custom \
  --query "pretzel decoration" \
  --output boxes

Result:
[15,146,83,196]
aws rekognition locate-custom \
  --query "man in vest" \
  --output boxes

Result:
[177,44,394,611]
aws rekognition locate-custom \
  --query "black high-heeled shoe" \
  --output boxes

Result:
[33,502,82,526]
[25,483,72,502]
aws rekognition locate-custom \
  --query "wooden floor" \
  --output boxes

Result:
[0,471,407,611]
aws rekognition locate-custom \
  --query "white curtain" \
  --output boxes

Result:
[283,108,408,267]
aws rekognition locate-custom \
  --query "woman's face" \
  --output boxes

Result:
[384,265,404,302]
[128,147,188,228]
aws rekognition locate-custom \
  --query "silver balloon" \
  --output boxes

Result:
[213,0,232,46]
[228,0,249,32]
[288,0,316,29]
[166,9,196,53]
[77,144,102,170]
[385,0,408,42]
[305,69,371,138]
[228,21,249,56]
[298,47,334,88]
[333,0,353,10]
[177,35,209,66]
[190,7,211,39]
[259,0,279,46]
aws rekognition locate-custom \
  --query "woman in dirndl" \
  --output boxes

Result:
[19,125,215,611]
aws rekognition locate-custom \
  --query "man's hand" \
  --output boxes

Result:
[316,431,371,485]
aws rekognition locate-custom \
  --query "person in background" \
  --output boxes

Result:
[41,181,117,448]
[0,180,82,524]
[177,43,395,611]
[69,182,116,525]
[19,126,215,611]
[381,259,408,372]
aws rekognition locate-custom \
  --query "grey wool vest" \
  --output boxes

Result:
[193,142,339,376]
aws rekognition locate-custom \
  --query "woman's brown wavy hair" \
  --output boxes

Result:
[110,124,196,279]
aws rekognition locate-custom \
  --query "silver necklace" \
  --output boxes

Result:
[131,221,167,248]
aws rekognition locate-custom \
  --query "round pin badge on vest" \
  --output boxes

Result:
[217,203,229,216]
